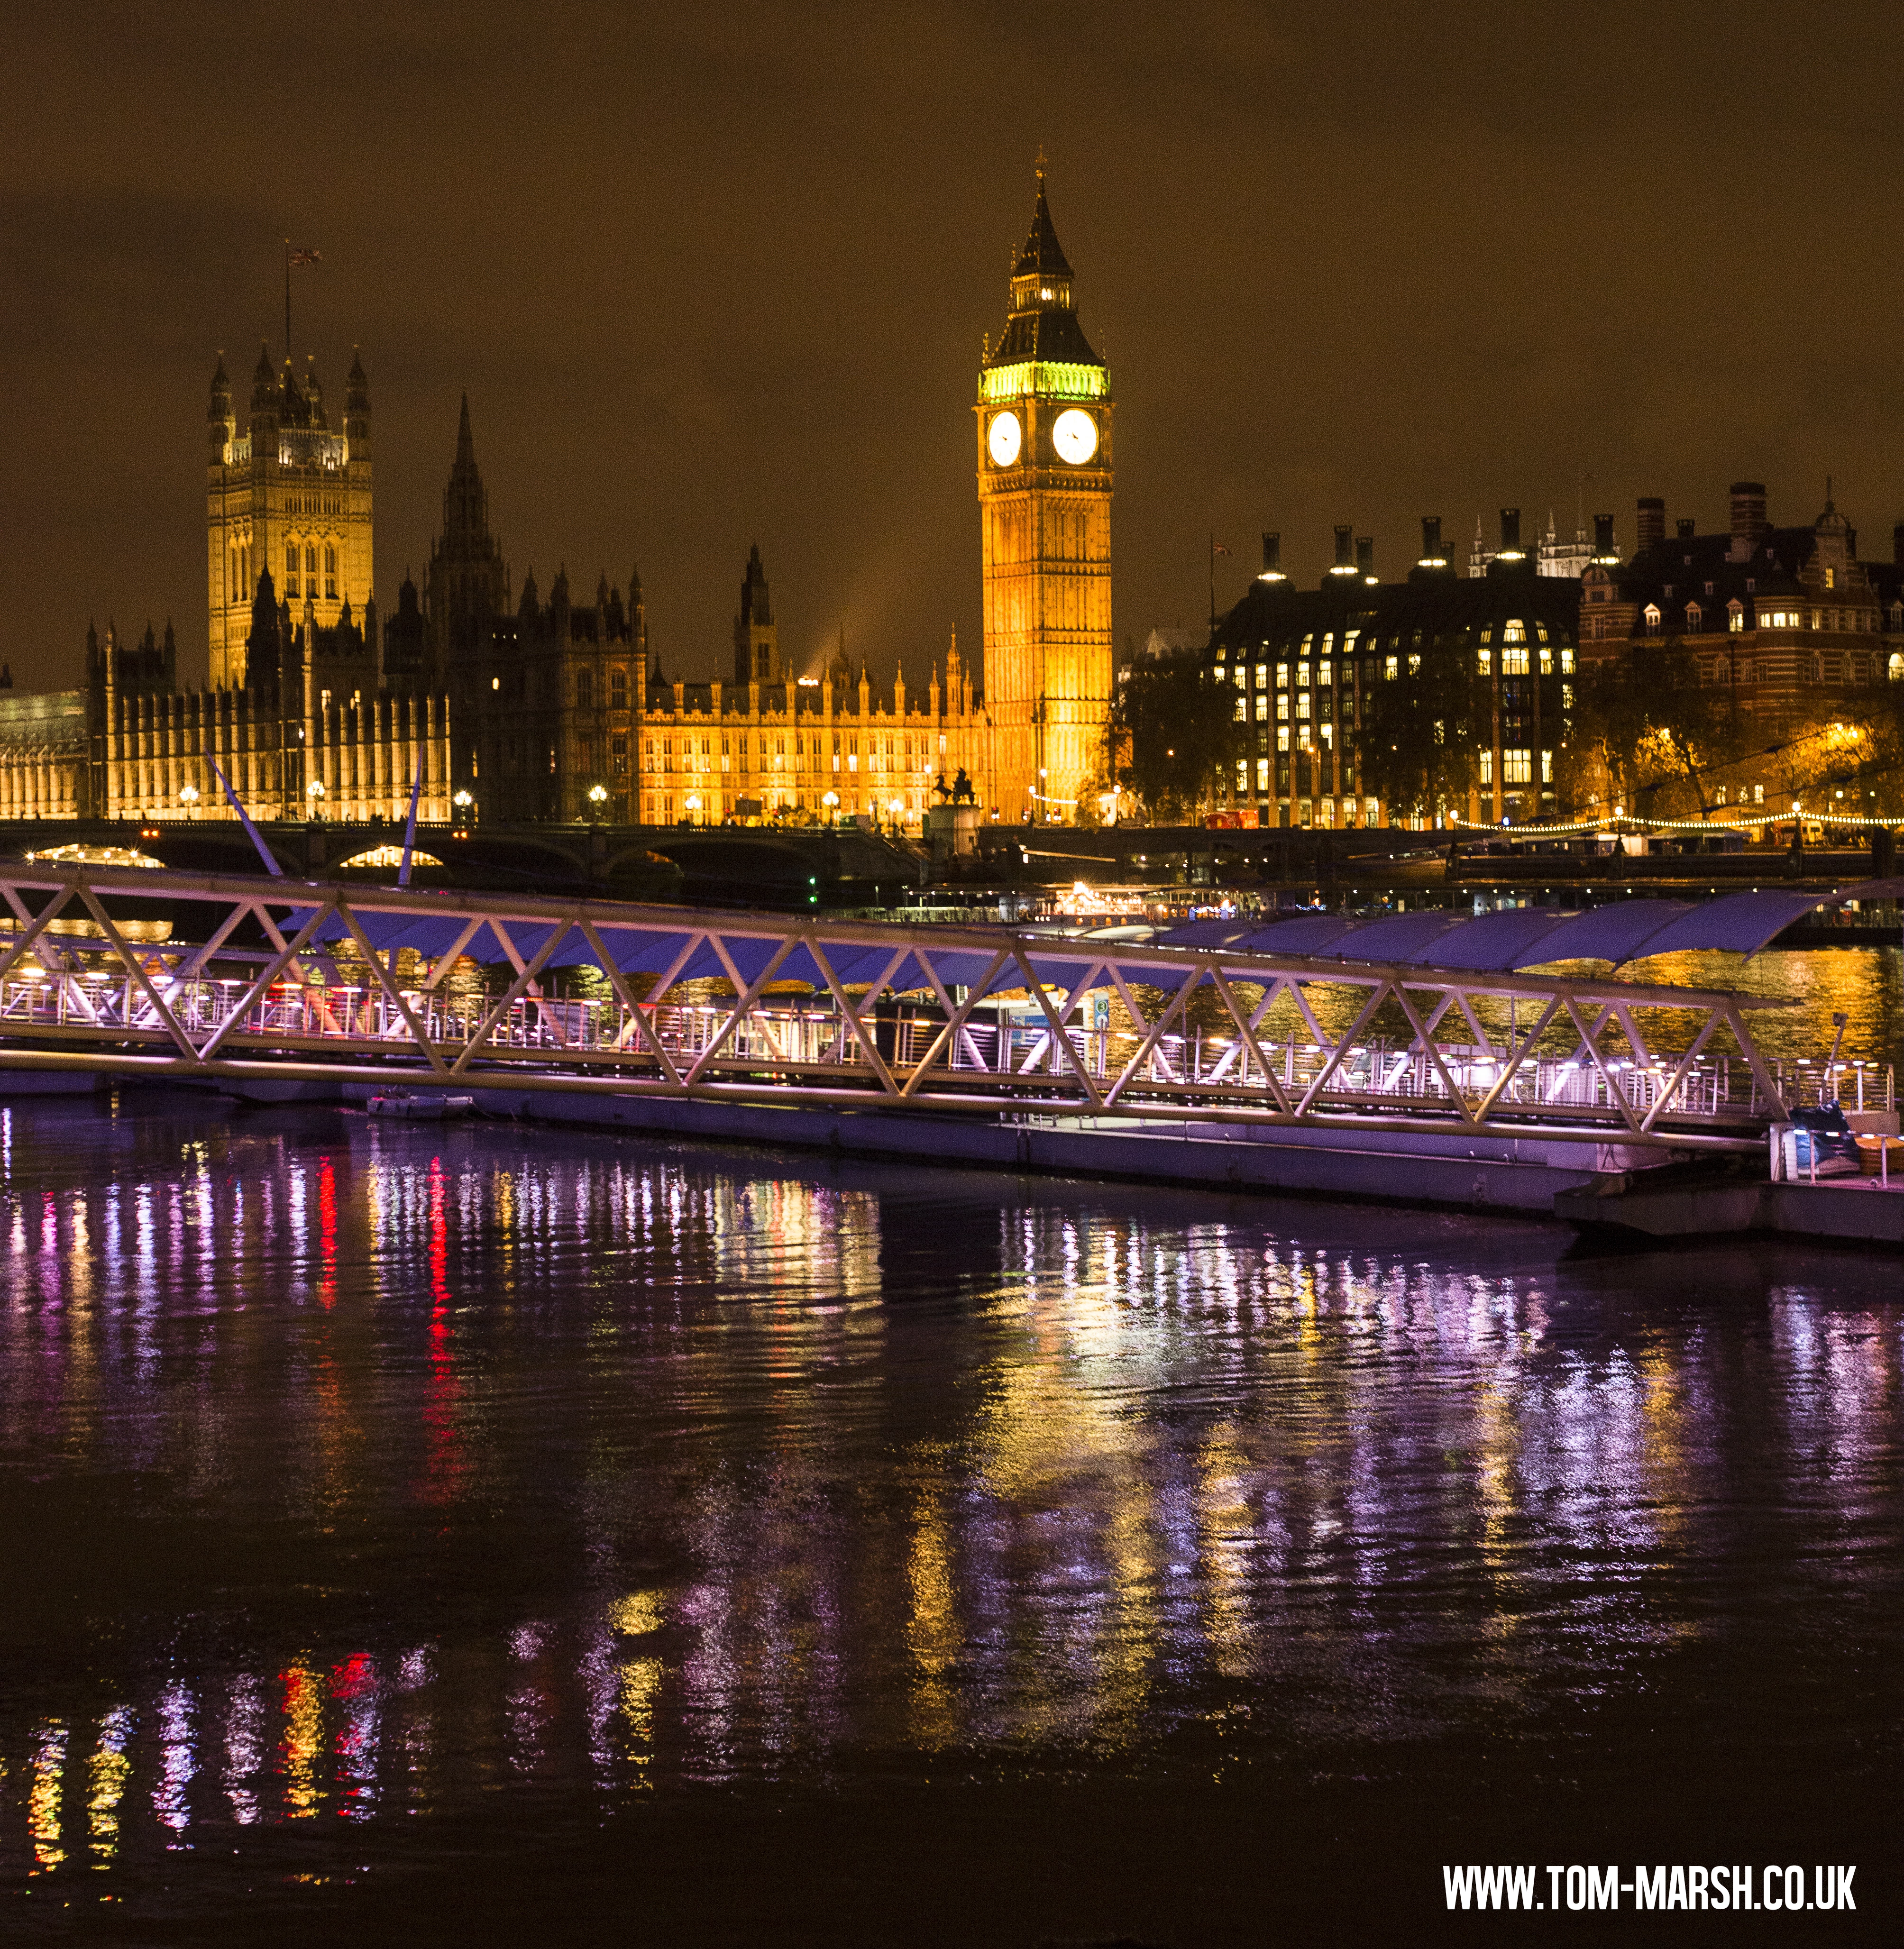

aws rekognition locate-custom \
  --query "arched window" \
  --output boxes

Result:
[610,667,628,709]
[576,667,594,709]
[1685,603,1703,632]
[1890,652,1903,682]
[1728,599,1744,632]
[284,540,299,595]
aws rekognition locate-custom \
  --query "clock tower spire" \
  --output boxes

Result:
[976,164,1112,824]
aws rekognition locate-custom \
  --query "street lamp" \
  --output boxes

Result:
[821,789,839,826]
[306,778,325,821]
[684,793,700,827]
[588,782,608,824]
[178,783,199,820]
[452,789,474,832]
[887,796,904,832]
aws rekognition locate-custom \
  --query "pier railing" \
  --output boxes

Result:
[0,864,1820,1149]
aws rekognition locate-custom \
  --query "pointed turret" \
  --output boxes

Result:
[209,353,233,460]
[245,569,284,695]
[248,342,279,437]
[344,346,371,457]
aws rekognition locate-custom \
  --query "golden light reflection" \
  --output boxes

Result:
[1197,1433,1255,1667]
[610,1591,663,1637]
[29,1720,66,1873]
[616,1657,662,1782]
[906,1479,960,1748]
[88,1707,132,1863]
[280,1662,322,1817]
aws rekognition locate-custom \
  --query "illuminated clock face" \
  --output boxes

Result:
[1051,408,1098,465]
[987,410,1022,467]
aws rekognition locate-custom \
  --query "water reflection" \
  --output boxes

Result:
[0,1096,1901,1895]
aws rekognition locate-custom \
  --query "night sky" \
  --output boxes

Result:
[5,1,1903,696]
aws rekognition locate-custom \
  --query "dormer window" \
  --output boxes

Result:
[1644,604,1662,633]
[1728,599,1744,632]
[1685,604,1703,631]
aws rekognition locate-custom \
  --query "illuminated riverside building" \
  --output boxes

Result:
[1578,482,1904,717]
[0,341,449,824]
[1208,515,1582,829]
[414,407,993,828]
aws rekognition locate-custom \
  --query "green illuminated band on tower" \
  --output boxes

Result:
[979,362,1106,403]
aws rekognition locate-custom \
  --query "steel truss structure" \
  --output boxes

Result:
[0,865,1798,1148]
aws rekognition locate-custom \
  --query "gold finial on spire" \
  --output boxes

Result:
[1034,146,1047,183]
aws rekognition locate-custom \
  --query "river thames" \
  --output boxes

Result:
[3,1027,1903,1939]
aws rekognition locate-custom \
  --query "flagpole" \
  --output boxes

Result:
[1209,532,1217,633]
[284,238,292,364]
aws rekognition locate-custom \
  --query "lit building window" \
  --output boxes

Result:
[1501,647,1529,675]
[1276,663,1289,689]
[1479,749,1493,785]
[1560,649,1574,673]
[1254,663,1268,688]
[1254,694,1269,722]
[1540,750,1554,783]
[1503,750,1533,785]
[1384,656,1398,680]
[1644,604,1662,632]
[1477,648,1492,675]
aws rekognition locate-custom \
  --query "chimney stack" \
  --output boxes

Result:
[1676,517,1696,543]
[1729,481,1767,563]
[1499,508,1522,553]
[1636,496,1666,552]
[1593,514,1617,557]
[1420,515,1443,561]
[1261,531,1282,575]
[1893,521,1904,567]
[1355,536,1375,579]
[1333,524,1354,568]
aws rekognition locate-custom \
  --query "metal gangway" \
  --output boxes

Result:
[0,864,1818,1150]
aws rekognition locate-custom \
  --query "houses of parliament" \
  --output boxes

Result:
[0,174,1118,832]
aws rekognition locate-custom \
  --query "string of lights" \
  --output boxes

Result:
[1448,804,1899,837]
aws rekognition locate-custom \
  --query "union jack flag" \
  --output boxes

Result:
[287,247,321,266]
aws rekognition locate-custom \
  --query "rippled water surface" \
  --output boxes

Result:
[3,1090,1903,1943]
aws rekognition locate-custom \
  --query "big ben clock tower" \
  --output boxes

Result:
[977,166,1112,824]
